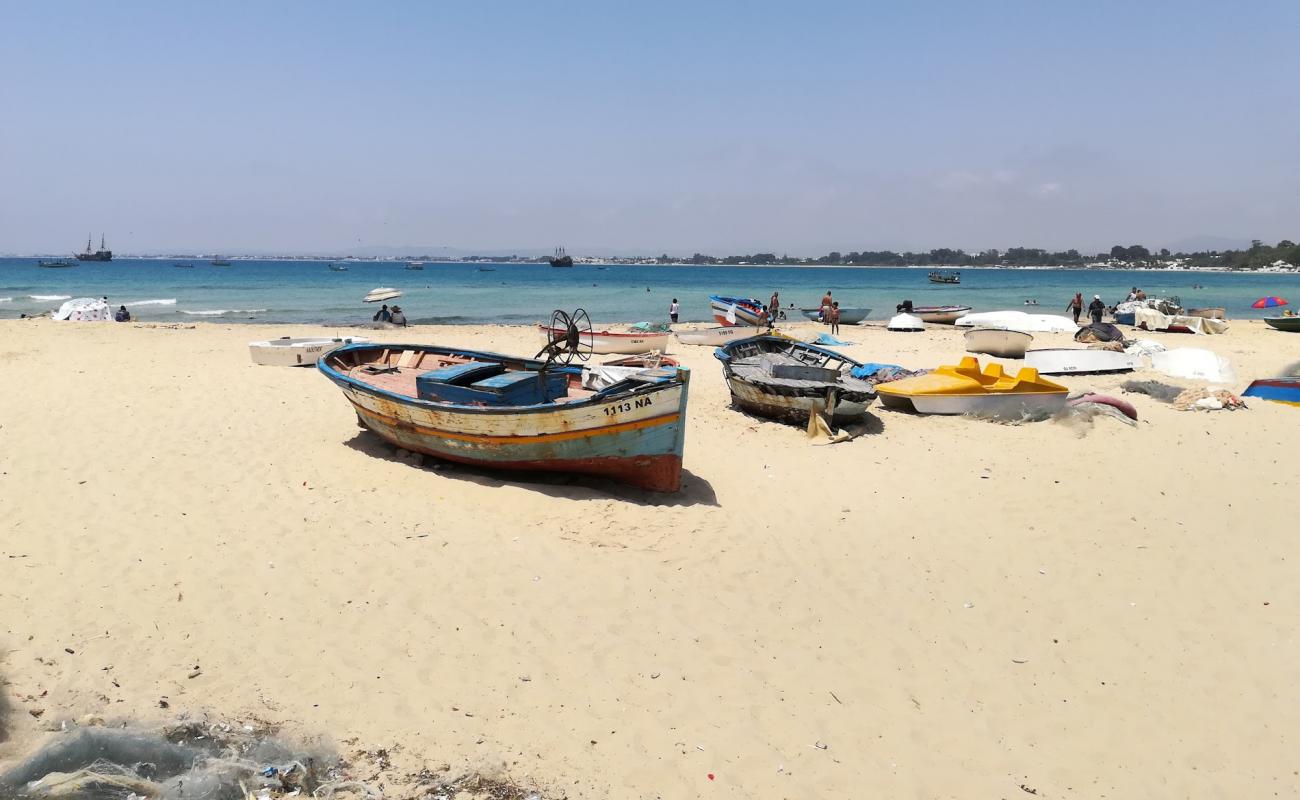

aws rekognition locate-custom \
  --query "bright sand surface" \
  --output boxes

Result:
[1,317,1298,798]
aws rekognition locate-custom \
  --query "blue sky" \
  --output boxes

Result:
[2,1,1297,255]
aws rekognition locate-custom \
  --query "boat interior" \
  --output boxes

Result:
[721,340,875,393]
[327,347,673,407]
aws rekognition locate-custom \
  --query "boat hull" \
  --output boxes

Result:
[1024,348,1143,375]
[878,391,1067,416]
[75,252,112,262]
[1241,378,1300,406]
[912,306,972,324]
[249,337,369,367]
[538,326,671,355]
[1186,307,1225,320]
[799,307,871,324]
[963,328,1032,358]
[714,336,877,425]
[708,295,767,326]
[722,376,872,422]
[675,325,754,346]
[1264,316,1300,332]
[319,344,689,492]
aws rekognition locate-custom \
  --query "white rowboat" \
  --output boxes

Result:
[1024,348,1143,375]
[538,325,672,355]
[249,336,371,367]
[675,325,755,346]
[964,328,1033,358]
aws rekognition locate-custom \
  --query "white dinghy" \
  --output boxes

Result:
[249,336,371,367]
[964,327,1033,358]
[1024,348,1143,375]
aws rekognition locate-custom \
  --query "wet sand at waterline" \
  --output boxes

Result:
[1,318,1297,798]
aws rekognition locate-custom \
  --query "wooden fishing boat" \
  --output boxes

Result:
[37,259,75,268]
[249,336,370,367]
[1024,348,1143,375]
[318,342,690,491]
[713,336,877,423]
[1186,307,1225,320]
[537,325,672,355]
[1264,315,1300,332]
[798,306,872,324]
[675,325,756,347]
[708,295,768,326]
[1241,377,1300,406]
[911,305,972,324]
[875,357,1068,417]
[210,257,232,266]
[963,327,1033,358]
[928,270,961,284]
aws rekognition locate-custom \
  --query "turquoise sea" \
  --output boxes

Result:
[2,258,1298,325]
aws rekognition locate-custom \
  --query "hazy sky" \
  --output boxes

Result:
[2,1,1298,255]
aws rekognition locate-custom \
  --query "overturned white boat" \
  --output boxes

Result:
[363,287,402,303]
[1024,348,1143,375]
[964,327,1033,358]
[887,313,926,332]
[249,336,371,367]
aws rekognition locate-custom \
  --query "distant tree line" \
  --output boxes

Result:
[661,238,1299,270]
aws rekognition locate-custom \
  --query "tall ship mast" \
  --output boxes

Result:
[548,246,574,268]
[75,233,113,262]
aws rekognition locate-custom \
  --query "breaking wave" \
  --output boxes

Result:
[178,308,268,316]
[0,297,11,303]
[124,298,177,306]
[30,294,71,301]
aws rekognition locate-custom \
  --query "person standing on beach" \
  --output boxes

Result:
[770,291,780,321]
[669,298,679,324]
[820,290,833,321]
[1088,294,1105,324]
[828,301,841,335]
[1067,292,1083,323]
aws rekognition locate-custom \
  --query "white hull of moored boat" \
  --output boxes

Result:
[674,325,754,346]
[908,392,1068,416]
[249,336,371,367]
[538,326,672,355]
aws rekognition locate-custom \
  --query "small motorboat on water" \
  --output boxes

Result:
[249,336,371,367]
[928,270,961,284]
[328,264,348,272]
[910,305,972,324]
[38,259,75,268]
[799,306,872,324]
[713,336,878,424]
[405,263,424,270]
[317,336,691,492]
[536,324,672,355]
[1241,377,1300,407]
[364,287,402,303]
[964,328,1033,359]
[675,325,756,347]
[875,357,1068,417]
[1024,348,1143,375]
[708,295,768,326]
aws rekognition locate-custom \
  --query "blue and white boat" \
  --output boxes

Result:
[708,295,768,326]
[1242,377,1300,407]
[318,342,690,491]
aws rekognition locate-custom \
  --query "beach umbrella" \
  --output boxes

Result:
[1251,296,1288,309]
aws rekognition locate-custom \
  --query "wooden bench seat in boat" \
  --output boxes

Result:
[414,365,569,406]
[415,362,505,401]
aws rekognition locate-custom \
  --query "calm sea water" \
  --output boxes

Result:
[2,258,1297,325]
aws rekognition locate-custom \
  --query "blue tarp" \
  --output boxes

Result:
[814,333,853,346]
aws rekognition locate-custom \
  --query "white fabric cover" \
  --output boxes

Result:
[1133,307,1228,335]
[1150,348,1235,383]
[54,298,111,322]
[955,311,1077,333]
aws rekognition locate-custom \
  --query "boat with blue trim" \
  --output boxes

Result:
[713,336,877,423]
[708,295,768,326]
[318,341,691,491]
[1242,377,1300,406]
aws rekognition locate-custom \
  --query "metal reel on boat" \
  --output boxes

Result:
[536,308,594,366]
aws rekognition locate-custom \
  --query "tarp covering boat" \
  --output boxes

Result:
[1133,307,1228,334]
[1150,348,1235,382]
[955,311,1076,333]
[1074,322,1126,343]
[53,297,111,321]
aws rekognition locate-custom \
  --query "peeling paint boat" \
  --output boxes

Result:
[249,336,370,367]
[536,325,672,355]
[875,357,1068,416]
[713,336,877,423]
[318,343,690,492]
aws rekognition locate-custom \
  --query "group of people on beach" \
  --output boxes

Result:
[371,304,408,326]
[1065,293,1108,324]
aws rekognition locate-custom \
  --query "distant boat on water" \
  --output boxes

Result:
[211,257,233,266]
[476,267,496,272]
[928,270,960,284]
[173,263,194,269]
[75,233,112,262]
[38,259,76,268]
[549,247,574,268]
[405,263,424,271]
[328,264,348,272]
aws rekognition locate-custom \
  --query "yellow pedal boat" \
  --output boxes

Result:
[876,356,1068,417]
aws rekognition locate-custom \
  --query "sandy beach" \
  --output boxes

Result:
[1,317,1298,798]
